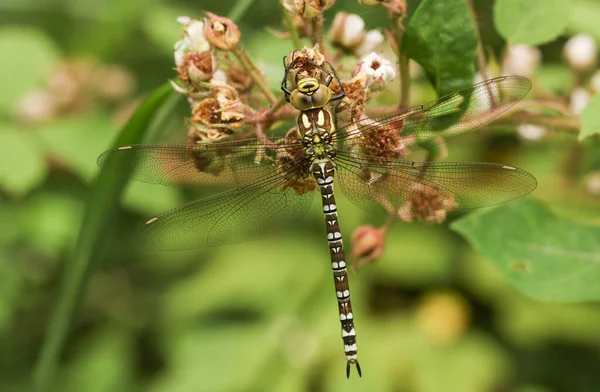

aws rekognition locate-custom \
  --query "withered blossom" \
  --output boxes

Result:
[177,51,218,89]
[204,12,241,51]
[397,183,457,223]
[281,0,336,19]
[350,225,385,268]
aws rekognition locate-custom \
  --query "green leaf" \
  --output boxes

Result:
[451,199,600,302]
[494,0,570,45]
[0,124,47,196]
[579,93,600,141]
[568,0,600,41]
[403,0,478,97]
[35,114,115,182]
[33,84,176,392]
[0,27,59,115]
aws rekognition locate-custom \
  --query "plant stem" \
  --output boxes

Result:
[232,47,277,105]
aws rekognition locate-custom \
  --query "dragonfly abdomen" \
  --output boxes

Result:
[312,159,362,378]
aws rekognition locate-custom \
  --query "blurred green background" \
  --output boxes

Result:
[2,0,600,391]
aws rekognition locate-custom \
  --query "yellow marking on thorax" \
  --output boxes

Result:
[301,113,311,129]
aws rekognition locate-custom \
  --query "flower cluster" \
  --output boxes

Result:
[173,14,244,143]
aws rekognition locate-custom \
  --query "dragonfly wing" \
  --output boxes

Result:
[136,171,316,250]
[335,152,537,219]
[97,137,293,188]
[335,76,531,153]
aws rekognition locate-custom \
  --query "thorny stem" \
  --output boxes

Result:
[231,46,277,105]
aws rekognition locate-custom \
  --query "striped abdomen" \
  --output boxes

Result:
[312,159,362,378]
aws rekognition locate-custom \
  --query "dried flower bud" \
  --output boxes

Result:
[329,12,366,51]
[174,17,210,67]
[570,87,591,115]
[204,12,241,51]
[397,184,456,223]
[502,44,541,77]
[211,83,244,123]
[92,65,136,101]
[281,0,336,18]
[356,52,396,91]
[351,225,385,268]
[177,51,218,89]
[564,34,597,72]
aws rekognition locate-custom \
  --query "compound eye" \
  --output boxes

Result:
[311,86,331,108]
[290,89,313,111]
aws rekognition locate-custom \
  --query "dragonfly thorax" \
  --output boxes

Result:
[298,108,336,161]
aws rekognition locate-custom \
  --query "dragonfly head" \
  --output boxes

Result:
[289,77,332,111]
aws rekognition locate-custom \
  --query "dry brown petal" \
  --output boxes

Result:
[204,12,241,51]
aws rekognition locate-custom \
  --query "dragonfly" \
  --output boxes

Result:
[98,52,537,378]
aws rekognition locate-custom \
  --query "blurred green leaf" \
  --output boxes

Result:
[579,93,600,141]
[33,84,174,392]
[568,0,600,41]
[368,223,457,287]
[123,181,183,215]
[451,199,600,302]
[494,0,570,45]
[537,64,573,95]
[143,4,189,53]
[403,0,477,96]
[35,114,115,182]
[61,329,134,392]
[22,193,83,256]
[0,27,59,115]
[0,124,47,196]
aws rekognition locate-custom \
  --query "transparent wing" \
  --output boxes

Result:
[335,76,531,151]
[335,151,537,218]
[98,137,316,250]
[136,171,315,250]
[97,137,295,188]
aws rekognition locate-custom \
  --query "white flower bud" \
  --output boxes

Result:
[589,70,600,93]
[570,87,591,115]
[356,52,396,91]
[502,44,541,77]
[329,13,365,50]
[517,124,546,140]
[356,30,384,56]
[564,34,597,71]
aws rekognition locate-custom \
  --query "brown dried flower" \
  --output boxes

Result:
[397,184,457,223]
[281,0,336,19]
[204,12,241,51]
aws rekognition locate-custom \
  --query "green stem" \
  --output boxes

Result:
[228,0,257,22]
[281,7,302,50]
[32,84,176,392]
